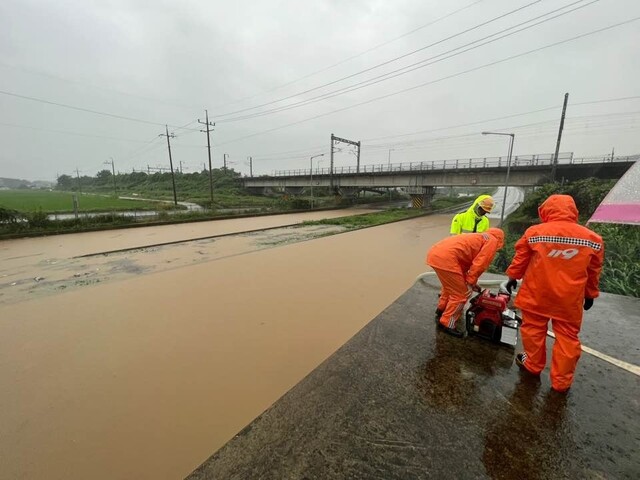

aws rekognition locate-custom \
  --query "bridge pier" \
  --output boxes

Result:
[338,187,360,198]
[283,186,305,196]
[406,186,434,209]
[245,187,269,196]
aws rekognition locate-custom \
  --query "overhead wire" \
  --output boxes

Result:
[215,16,640,146]
[210,0,486,110]
[0,89,202,130]
[361,95,640,143]
[363,109,640,149]
[250,144,328,160]
[0,121,161,143]
[254,110,639,167]
[215,0,598,123]
[362,111,640,153]
[0,61,202,112]
[213,0,545,119]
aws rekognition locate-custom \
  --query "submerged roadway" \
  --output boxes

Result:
[1,204,637,479]
[189,274,640,480]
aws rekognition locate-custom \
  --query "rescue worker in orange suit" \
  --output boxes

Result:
[426,228,504,337]
[450,194,495,235]
[505,194,604,393]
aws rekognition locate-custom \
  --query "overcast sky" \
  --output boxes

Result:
[1,0,639,181]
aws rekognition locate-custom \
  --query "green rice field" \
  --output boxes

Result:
[0,190,163,213]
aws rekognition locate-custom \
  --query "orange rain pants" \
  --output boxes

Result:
[433,267,470,330]
[519,310,582,392]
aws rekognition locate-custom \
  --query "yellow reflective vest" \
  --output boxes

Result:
[450,195,491,234]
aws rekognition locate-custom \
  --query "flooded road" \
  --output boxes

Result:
[0,210,451,479]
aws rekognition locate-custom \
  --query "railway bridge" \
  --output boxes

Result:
[243,152,637,207]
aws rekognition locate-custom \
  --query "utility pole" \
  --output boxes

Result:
[198,110,215,208]
[104,157,117,197]
[159,125,178,206]
[223,153,228,171]
[310,153,325,209]
[330,134,335,190]
[356,141,361,174]
[75,167,82,194]
[551,92,569,182]
[611,147,615,162]
[248,156,253,177]
[330,133,360,191]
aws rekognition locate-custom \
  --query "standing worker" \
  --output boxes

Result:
[505,194,604,393]
[426,228,504,337]
[450,194,495,235]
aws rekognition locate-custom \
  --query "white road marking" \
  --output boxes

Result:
[546,330,640,376]
[416,272,640,376]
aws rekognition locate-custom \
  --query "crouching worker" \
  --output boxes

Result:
[505,194,604,393]
[426,228,504,337]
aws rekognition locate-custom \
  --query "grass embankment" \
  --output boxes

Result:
[56,168,275,209]
[300,195,472,230]
[302,209,427,229]
[0,190,165,213]
[490,178,639,298]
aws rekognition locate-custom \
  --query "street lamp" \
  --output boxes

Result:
[481,131,515,226]
[310,153,325,209]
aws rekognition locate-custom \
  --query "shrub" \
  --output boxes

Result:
[27,209,50,228]
[0,207,23,224]
[591,224,640,297]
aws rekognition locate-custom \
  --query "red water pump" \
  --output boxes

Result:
[465,281,521,346]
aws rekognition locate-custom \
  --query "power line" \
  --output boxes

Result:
[173,119,200,132]
[0,61,202,111]
[213,0,545,119]
[251,144,327,159]
[0,88,201,130]
[362,95,640,143]
[120,137,167,164]
[364,111,640,150]
[360,115,640,156]
[215,16,640,146]
[114,118,200,167]
[363,107,640,147]
[216,0,597,123]
[209,0,486,111]
[0,121,164,143]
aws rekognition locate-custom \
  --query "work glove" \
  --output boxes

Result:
[584,298,594,311]
[505,278,518,293]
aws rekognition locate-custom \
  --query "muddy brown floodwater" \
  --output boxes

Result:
[0,210,451,479]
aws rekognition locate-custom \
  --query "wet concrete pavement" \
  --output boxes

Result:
[188,275,640,480]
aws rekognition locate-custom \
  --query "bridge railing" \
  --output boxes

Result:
[268,152,638,177]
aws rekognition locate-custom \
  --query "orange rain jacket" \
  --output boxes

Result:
[506,194,604,323]
[426,228,505,285]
